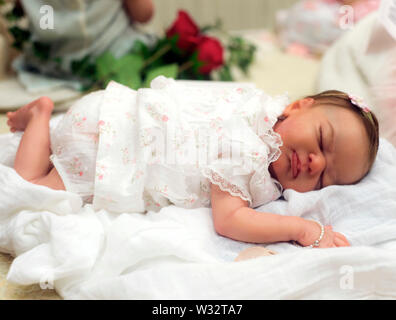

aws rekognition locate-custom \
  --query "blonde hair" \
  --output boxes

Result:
[305,90,380,175]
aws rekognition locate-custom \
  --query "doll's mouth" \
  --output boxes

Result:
[292,151,300,179]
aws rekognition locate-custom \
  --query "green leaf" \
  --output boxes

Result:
[95,52,117,79]
[53,57,63,65]
[33,41,51,61]
[143,64,178,88]
[189,51,204,75]
[218,64,233,81]
[95,53,144,88]
[71,55,96,82]
[5,12,18,22]
[166,34,182,55]
[130,40,151,59]
[8,26,30,50]
[113,54,144,74]
[226,36,257,75]
[5,5,24,21]
[113,70,141,90]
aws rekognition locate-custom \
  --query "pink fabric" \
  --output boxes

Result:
[285,43,313,58]
[277,0,382,56]
[351,0,381,22]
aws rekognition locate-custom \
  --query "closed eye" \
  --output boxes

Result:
[319,126,323,151]
[318,127,324,189]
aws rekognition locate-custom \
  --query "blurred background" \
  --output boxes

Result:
[142,0,299,32]
[0,0,332,114]
[0,0,393,154]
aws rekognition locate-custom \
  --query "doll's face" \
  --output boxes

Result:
[269,98,370,192]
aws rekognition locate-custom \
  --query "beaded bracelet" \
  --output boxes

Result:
[305,220,325,248]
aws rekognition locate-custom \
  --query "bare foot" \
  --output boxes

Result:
[234,246,277,262]
[7,97,54,132]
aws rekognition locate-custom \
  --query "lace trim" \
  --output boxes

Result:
[202,168,252,206]
[259,130,281,160]
[257,128,284,195]
[260,95,287,162]
[254,95,287,195]
[204,92,287,203]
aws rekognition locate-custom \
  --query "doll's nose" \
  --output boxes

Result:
[308,153,325,176]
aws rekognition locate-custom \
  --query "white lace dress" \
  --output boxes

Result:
[50,77,288,213]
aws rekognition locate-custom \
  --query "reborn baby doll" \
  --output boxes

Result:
[7,77,379,250]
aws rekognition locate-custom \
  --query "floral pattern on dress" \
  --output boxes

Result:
[89,133,99,144]
[199,180,211,200]
[125,111,137,123]
[146,103,170,123]
[121,147,132,165]
[209,117,224,135]
[131,169,144,185]
[95,161,107,181]
[140,128,155,148]
[67,156,85,177]
[143,191,172,211]
[54,145,63,156]
[181,195,197,206]
[170,125,193,157]
[152,184,169,197]
[70,112,87,128]
[98,120,116,138]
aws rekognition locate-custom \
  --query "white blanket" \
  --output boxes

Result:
[1,123,396,299]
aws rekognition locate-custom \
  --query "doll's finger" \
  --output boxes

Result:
[334,234,350,247]
[334,237,346,247]
[334,235,343,245]
[336,232,350,245]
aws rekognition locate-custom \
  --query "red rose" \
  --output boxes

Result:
[166,10,200,52]
[195,36,224,74]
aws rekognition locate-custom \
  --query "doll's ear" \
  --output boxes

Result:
[283,98,314,116]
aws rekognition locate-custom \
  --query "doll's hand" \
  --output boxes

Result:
[297,221,350,248]
[339,0,360,5]
[124,0,154,23]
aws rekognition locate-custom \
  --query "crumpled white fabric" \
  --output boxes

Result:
[50,77,286,213]
[1,126,396,299]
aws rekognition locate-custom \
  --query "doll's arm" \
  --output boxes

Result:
[124,0,154,24]
[210,183,304,243]
[210,183,350,247]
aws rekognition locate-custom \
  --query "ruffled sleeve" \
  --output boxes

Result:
[201,89,288,207]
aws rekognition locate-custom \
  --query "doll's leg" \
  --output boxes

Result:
[7,97,64,190]
[31,167,65,190]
